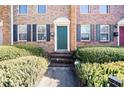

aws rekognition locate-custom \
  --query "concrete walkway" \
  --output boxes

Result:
[37,67,80,87]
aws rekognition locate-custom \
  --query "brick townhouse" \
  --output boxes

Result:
[0,5,124,52]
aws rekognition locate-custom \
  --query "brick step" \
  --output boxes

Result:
[49,63,74,67]
[50,53,73,59]
[49,52,74,67]
[50,53,73,58]
[50,58,74,63]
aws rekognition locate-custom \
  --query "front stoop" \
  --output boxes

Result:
[48,52,74,67]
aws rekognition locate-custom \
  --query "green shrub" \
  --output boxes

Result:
[0,45,44,61]
[15,44,44,56]
[76,47,124,63]
[0,56,48,87]
[75,62,124,87]
[0,46,31,61]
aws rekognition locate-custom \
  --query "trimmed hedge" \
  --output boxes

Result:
[15,44,44,56]
[0,45,44,61]
[75,62,124,87]
[76,47,124,63]
[0,56,48,87]
[0,46,31,61]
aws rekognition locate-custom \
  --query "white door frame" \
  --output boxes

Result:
[54,17,70,52]
[117,19,124,46]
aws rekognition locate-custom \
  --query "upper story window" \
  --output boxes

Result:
[19,5,27,15]
[37,25,47,41]
[99,5,109,14]
[38,5,46,14]
[80,5,89,14]
[100,25,110,41]
[18,25,27,41]
[81,24,91,41]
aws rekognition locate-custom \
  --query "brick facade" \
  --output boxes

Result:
[70,5,77,51]
[77,5,124,47]
[0,5,11,45]
[1,5,124,52]
[13,5,70,52]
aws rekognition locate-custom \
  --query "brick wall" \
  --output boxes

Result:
[0,5,11,45]
[70,5,77,51]
[13,5,70,52]
[77,5,124,47]
[13,5,124,52]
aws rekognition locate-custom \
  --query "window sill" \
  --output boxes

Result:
[80,13,89,15]
[37,13,46,15]
[80,40,91,42]
[18,14,27,16]
[37,40,47,43]
[18,40,27,42]
[99,40,110,43]
[99,13,110,15]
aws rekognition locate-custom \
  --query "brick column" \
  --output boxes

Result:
[70,5,77,51]
[1,6,11,45]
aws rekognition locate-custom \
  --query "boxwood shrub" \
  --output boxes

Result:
[0,46,31,61]
[0,56,48,87]
[75,62,124,87]
[0,45,44,61]
[76,47,124,63]
[15,44,44,56]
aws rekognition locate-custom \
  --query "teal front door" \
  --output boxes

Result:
[57,26,68,51]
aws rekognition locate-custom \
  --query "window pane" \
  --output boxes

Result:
[100,5,108,13]
[100,25,109,41]
[38,25,46,40]
[19,33,27,40]
[81,25,90,40]
[100,34,109,40]
[38,25,46,33]
[81,25,90,33]
[80,5,89,13]
[19,25,27,33]
[19,5,27,14]
[81,33,90,40]
[38,5,46,13]
[100,25,109,33]
[38,34,46,40]
[19,25,27,40]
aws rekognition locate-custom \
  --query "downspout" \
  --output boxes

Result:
[11,5,13,45]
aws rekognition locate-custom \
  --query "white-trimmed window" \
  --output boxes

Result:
[100,25,110,41]
[81,25,91,41]
[99,5,109,14]
[38,5,46,14]
[37,25,46,41]
[19,5,27,15]
[80,5,89,14]
[18,25,27,41]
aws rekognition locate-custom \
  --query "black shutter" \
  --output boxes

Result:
[77,24,81,41]
[96,24,100,41]
[27,24,31,41]
[32,24,37,41]
[90,24,94,41]
[110,24,114,41]
[13,24,18,42]
[46,24,50,41]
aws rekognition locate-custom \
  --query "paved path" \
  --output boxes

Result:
[37,67,80,87]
